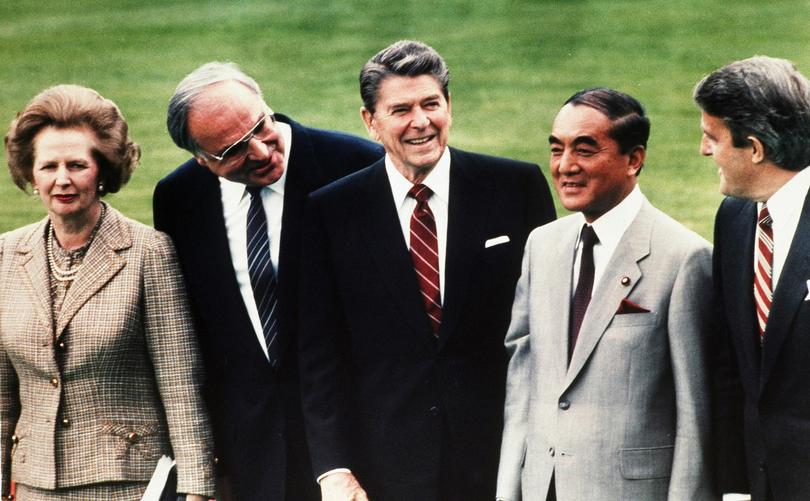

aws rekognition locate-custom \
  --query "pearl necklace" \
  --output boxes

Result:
[47,203,106,282]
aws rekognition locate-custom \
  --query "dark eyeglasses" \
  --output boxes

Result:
[201,111,276,162]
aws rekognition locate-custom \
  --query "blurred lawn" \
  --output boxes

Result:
[2,0,809,239]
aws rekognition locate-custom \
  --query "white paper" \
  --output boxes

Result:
[141,455,176,501]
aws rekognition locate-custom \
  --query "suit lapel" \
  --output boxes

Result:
[18,219,53,334]
[549,219,580,385]
[564,202,652,389]
[193,167,270,361]
[55,206,129,339]
[361,162,436,347]
[760,189,810,393]
[439,151,489,349]
[723,200,762,385]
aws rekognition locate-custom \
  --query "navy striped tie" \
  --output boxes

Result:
[246,186,281,368]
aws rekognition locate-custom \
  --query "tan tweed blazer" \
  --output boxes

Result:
[0,206,215,497]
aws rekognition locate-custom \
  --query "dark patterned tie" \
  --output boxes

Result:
[754,204,774,341]
[570,224,599,361]
[408,184,442,337]
[246,186,282,368]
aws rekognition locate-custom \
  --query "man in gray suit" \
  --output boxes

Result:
[496,88,717,501]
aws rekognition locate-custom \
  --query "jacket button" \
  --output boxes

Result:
[548,447,555,457]
[758,460,766,472]
[429,406,440,416]
[213,456,219,466]
[50,377,59,388]
[558,400,570,410]
[11,435,18,444]
[61,417,71,427]
[126,432,140,444]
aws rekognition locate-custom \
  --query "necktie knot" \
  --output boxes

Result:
[758,204,773,228]
[580,224,599,249]
[408,184,433,203]
[246,185,263,199]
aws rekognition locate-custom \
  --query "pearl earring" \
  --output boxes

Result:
[32,187,39,195]
[98,181,105,193]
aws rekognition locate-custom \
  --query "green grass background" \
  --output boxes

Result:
[2,0,809,239]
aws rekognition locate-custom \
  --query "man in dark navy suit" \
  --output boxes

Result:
[695,56,810,501]
[299,41,556,501]
[153,62,383,501]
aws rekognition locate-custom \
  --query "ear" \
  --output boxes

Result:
[627,145,646,175]
[360,107,379,141]
[748,135,766,163]
[194,154,210,168]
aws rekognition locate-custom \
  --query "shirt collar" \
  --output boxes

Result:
[384,146,451,207]
[763,165,810,225]
[576,184,644,247]
[218,120,292,201]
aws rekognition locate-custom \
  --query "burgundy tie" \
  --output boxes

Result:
[570,224,599,361]
[754,204,774,341]
[408,184,442,337]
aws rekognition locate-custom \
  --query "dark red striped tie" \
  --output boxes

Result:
[754,204,774,341]
[408,184,442,337]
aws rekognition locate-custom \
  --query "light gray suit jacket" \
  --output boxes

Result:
[497,199,717,501]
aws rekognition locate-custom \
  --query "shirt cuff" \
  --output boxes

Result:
[316,468,352,484]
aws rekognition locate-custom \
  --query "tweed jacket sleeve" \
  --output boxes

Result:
[1,235,21,497]
[141,229,217,496]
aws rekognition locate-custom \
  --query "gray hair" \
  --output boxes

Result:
[360,40,449,114]
[167,61,263,154]
[693,55,810,171]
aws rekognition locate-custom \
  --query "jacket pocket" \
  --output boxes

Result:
[619,445,674,479]
[101,420,165,461]
[10,424,29,464]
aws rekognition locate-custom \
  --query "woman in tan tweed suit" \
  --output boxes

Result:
[0,85,215,500]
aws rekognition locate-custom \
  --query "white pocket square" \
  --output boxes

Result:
[805,279,810,301]
[485,235,510,248]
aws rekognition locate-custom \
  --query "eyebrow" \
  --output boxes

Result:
[387,94,442,110]
[217,113,265,154]
[548,134,600,147]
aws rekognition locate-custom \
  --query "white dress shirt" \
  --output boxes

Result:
[219,120,292,361]
[385,147,451,302]
[572,184,644,292]
[759,165,810,290]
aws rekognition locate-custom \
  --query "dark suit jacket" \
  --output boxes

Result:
[299,148,556,501]
[152,114,383,501]
[714,192,810,501]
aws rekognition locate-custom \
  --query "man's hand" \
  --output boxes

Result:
[320,471,369,501]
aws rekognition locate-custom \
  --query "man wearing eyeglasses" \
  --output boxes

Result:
[152,61,383,501]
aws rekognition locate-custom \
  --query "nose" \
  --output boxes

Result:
[557,149,580,175]
[410,107,430,129]
[55,165,71,185]
[699,136,712,156]
[246,134,273,160]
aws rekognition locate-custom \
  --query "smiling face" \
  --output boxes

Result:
[32,125,102,225]
[361,74,451,182]
[699,111,763,199]
[188,80,286,187]
[549,103,643,222]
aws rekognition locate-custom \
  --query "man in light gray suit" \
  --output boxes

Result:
[496,88,717,501]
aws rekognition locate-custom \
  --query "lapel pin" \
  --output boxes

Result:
[620,276,631,286]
